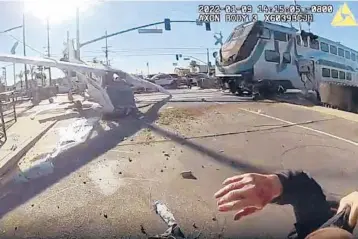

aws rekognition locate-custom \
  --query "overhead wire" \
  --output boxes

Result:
[6,34,44,55]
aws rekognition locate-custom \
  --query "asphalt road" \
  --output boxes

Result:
[0,89,358,239]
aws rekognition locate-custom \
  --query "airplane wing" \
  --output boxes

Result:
[0,54,171,95]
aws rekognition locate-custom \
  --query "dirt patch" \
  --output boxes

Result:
[158,108,198,125]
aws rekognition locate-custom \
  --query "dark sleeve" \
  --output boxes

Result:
[271,170,335,239]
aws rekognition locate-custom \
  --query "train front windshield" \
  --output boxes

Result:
[220,22,263,66]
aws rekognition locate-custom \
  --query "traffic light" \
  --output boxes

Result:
[164,18,171,31]
[205,22,211,31]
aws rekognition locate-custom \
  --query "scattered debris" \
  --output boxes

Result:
[140,225,147,235]
[103,213,108,219]
[193,223,198,229]
[212,217,217,221]
[119,172,122,175]
[150,201,185,239]
[180,171,197,180]
[31,204,34,207]
[166,158,169,161]
[14,227,17,231]
[128,158,132,162]
[160,169,164,173]
[83,181,87,184]
[201,165,205,168]
[164,153,170,157]
[57,206,60,209]
[219,150,224,153]
[216,169,220,171]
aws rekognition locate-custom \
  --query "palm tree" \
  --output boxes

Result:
[18,70,24,89]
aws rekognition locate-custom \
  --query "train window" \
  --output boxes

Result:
[273,31,287,41]
[338,48,344,57]
[321,68,330,77]
[331,69,338,78]
[330,45,337,55]
[352,53,356,61]
[345,51,351,59]
[309,39,319,50]
[265,50,280,63]
[320,42,329,52]
[296,35,301,46]
[283,52,291,63]
[339,71,345,79]
[347,72,352,81]
[258,28,270,39]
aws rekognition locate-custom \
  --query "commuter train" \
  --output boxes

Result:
[214,20,358,109]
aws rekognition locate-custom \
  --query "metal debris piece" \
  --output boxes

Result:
[154,201,176,227]
[180,171,197,180]
[150,201,185,239]
[140,224,147,235]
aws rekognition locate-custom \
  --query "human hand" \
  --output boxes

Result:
[214,173,283,220]
[337,191,358,227]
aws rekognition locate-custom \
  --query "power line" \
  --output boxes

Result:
[82,47,220,54]
[6,34,44,55]
[82,52,207,58]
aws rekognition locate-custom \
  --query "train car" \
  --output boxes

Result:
[214,20,358,103]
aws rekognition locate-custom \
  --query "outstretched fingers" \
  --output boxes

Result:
[234,207,261,221]
[214,180,246,199]
[222,175,246,185]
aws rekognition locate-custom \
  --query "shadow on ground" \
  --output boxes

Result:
[0,94,278,221]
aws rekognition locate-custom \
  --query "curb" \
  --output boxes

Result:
[0,120,58,177]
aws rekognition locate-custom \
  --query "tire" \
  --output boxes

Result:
[228,81,237,94]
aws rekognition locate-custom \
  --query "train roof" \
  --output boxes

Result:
[240,21,358,55]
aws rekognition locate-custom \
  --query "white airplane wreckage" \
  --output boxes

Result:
[0,51,171,118]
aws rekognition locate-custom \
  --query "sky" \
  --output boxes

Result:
[0,0,357,86]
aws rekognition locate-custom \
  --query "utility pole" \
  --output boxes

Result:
[102,31,111,66]
[76,7,80,60]
[2,67,6,87]
[146,62,149,75]
[23,13,28,90]
[13,63,16,88]
[293,0,302,31]
[47,17,52,85]
[206,48,210,75]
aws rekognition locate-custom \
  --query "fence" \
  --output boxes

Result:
[0,91,17,143]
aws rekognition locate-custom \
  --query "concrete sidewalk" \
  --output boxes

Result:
[0,96,78,177]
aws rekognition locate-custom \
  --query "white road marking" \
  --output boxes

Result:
[239,108,358,147]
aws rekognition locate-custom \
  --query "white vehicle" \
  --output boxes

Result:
[214,20,358,101]
[0,44,170,114]
[150,74,178,89]
[150,74,174,85]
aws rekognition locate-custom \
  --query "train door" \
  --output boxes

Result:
[297,58,318,93]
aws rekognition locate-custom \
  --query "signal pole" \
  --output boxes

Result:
[76,7,80,60]
[23,13,28,90]
[206,48,210,74]
[47,17,52,85]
